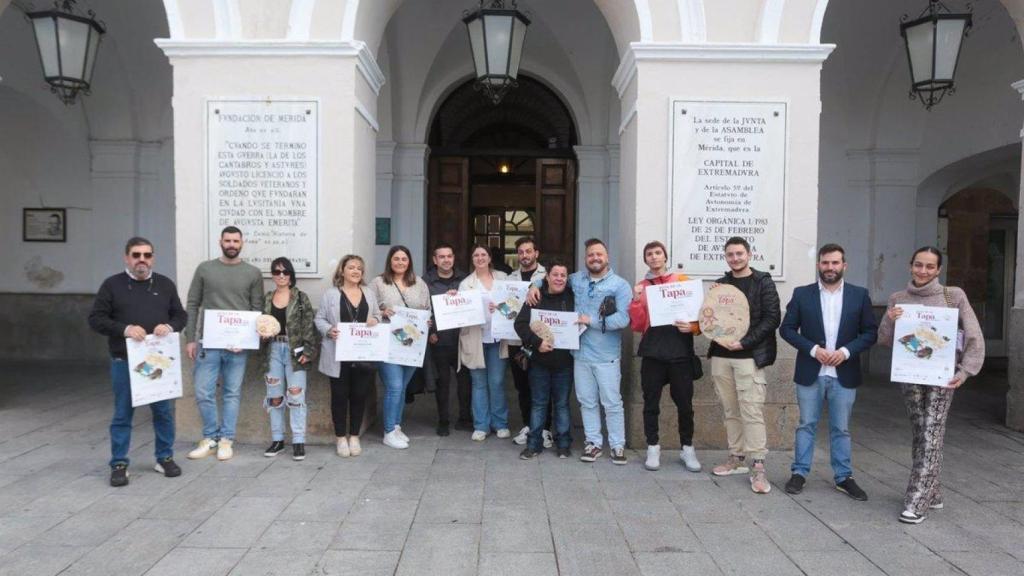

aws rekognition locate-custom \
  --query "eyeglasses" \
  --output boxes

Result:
[271,269,291,276]
[130,252,154,260]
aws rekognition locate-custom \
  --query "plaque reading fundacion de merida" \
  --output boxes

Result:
[669,100,787,278]
[206,99,320,277]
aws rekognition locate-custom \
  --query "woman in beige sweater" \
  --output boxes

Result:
[458,245,510,441]
[878,246,984,525]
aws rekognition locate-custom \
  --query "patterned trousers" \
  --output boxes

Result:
[901,383,955,515]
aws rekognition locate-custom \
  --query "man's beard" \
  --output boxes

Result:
[819,269,843,285]
[222,246,240,258]
[131,263,151,278]
[586,261,605,274]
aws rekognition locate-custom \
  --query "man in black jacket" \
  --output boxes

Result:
[88,237,188,487]
[708,237,781,494]
[424,242,471,435]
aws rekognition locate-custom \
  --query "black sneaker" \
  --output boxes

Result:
[292,443,306,461]
[836,477,868,501]
[436,424,450,437]
[784,474,805,495]
[610,447,627,465]
[110,463,129,487]
[519,448,540,460]
[557,447,571,459]
[154,457,182,478]
[264,441,286,457]
[580,443,602,462]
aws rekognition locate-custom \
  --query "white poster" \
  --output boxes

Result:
[335,323,389,362]
[890,305,959,387]
[126,333,183,407]
[385,307,431,367]
[432,290,485,332]
[532,310,580,350]
[669,100,787,277]
[207,99,320,277]
[202,310,261,350]
[645,280,705,326]
[490,281,530,341]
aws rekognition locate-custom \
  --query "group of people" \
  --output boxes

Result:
[88,227,984,525]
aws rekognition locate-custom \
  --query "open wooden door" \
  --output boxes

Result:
[535,158,576,266]
[427,157,470,269]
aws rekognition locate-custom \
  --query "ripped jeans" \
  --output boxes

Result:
[266,341,307,443]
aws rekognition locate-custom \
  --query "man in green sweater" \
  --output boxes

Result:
[184,226,264,461]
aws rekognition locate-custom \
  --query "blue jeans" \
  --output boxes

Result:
[574,359,625,449]
[470,343,509,432]
[527,363,572,452]
[110,358,174,468]
[193,346,249,441]
[792,375,857,483]
[379,362,416,433]
[265,341,307,443]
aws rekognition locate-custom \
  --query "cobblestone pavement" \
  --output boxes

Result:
[1,361,1022,576]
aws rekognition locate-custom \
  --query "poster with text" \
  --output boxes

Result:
[335,323,389,362]
[669,100,787,277]
[126,333,183,407]
[207,99,319,276]
[386,307,431,367]
[202,310,261,350]
[432,290,485,331]
[490,281,530,341]
[646,280,704,326]
[890,305,959,387]
[532,310,580,350]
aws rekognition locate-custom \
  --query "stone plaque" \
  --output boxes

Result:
[699,284,750,344]
[669,100,786,277]
[207,99,319,276]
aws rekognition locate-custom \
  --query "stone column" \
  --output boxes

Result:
[574,145,611,270]
[391,143,429,263]
[617,43,833,449]
[375,140,397,267]
[1005,79,1024,431]
[157,40,384,442]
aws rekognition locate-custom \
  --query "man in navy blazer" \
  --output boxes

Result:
[779,243,877,500]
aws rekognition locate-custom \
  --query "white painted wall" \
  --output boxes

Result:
[0,1,175,293]
[818,0,1024,299]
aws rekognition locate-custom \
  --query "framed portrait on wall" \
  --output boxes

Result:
[23,208,66,242]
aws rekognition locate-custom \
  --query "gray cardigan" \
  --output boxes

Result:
[314,286,382,378]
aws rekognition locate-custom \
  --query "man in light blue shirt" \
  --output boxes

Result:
[531,238,632,463]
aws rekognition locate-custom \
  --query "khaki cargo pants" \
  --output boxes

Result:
[711,357,768,460]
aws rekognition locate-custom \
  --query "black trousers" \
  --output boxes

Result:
[510,346,552,430]
[432,344,471,426]
[640,357,695,446]
[330,363,374,436]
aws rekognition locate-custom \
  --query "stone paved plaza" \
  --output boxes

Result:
[1,361,1023,576]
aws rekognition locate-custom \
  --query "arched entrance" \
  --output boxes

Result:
[426,76,579,270]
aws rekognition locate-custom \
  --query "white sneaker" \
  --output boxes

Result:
[645,445,661,471]
[383,430,408,449]
[216,439,234,461]
[512,426,530,445]
[496,428,511,439]
[542,430,553,449]
[680,445,702,472]
[394,426,409,442]
[187,438,217,460]
[471,430,487,442]
[336,437,350,458]
[349,436,362,456]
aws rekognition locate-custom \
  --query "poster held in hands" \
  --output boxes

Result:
[531,310,580,350]
[645,280,704,326]
[126,333,183,407]
[490,281,530,340]
[336,323,389,362]
[431,290,485,331]
[890,305,958,387]
[202,310,261,350]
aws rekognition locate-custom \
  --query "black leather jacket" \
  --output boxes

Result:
[708,268,780,368]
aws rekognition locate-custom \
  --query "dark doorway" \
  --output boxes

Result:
[427,76,578,270]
